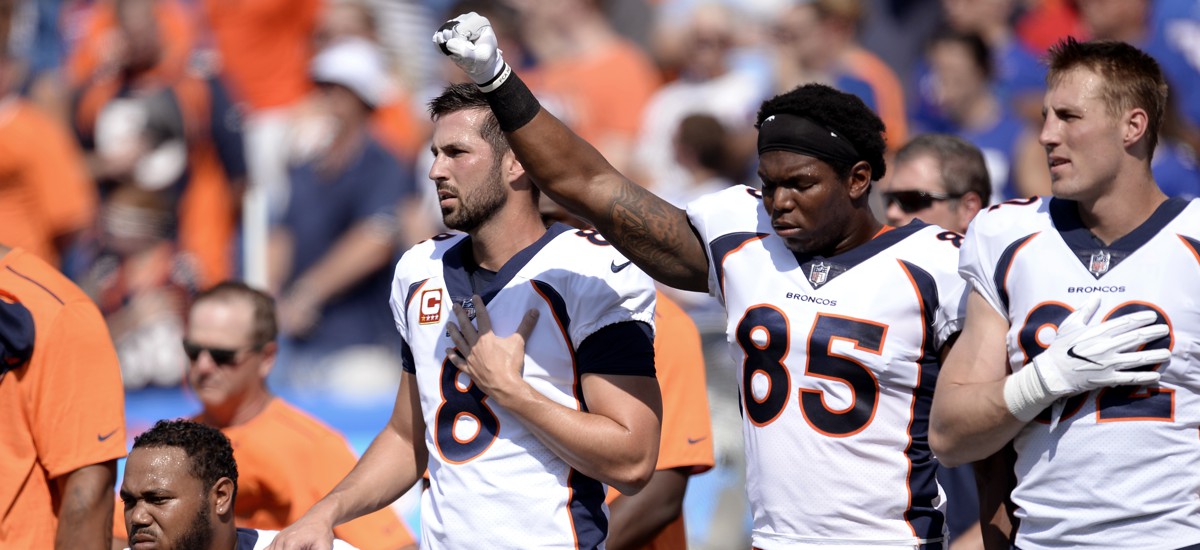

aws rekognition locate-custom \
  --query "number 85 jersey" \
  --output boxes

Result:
[687,186,968,549]
[960,197,1200,549]
[388,224,656,549]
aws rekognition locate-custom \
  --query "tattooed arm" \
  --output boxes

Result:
[505,108,711,292]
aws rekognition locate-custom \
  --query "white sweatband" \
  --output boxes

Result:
[1003,363,1058,422]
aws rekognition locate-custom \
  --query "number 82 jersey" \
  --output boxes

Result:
[687,186,968,549]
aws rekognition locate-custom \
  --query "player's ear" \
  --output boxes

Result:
[211,477,235,518]
[846,160,873,200]
[502,148,525,183]
[1123,107,1150,150]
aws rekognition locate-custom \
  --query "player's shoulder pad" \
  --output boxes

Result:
[394,232,467,282]
[686,184,764,217]
[686,185,769,234]
[969,196,1049,240]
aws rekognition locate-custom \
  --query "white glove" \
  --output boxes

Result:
[1004,297,1171,422]
[432,12,508,88]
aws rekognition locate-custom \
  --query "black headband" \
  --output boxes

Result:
[757,113,861,168]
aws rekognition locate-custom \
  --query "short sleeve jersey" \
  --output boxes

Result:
[959,196,1200,548]
[389,224,656,549]
[686,186,967,549]
[0,247,126,549]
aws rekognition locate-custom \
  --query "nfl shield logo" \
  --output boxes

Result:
[1089,251,1111,276]
[809,262,830,286]
[459,297,477,321]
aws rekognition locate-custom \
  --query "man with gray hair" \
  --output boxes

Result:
[880,134,991,235]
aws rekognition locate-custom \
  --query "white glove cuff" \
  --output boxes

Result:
[1004,362,1058,422]
[477,62,511,93]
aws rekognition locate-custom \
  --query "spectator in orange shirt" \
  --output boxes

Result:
[0,242,127,550]
[0,54,96,268]
[71,0,244,286]
[114,281,416,549]
[512,0,663,173]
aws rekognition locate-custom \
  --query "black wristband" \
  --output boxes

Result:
[483,68,541,133]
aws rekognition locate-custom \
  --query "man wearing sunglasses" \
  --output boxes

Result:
[880,134,991,236]
[115,281,416,549]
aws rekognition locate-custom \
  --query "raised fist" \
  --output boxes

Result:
[432,12,508,87]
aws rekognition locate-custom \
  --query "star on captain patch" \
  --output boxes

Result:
[1088,250,1111,277]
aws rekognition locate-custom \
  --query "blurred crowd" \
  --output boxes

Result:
[1,0,1198,398]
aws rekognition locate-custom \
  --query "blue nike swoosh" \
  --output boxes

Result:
[687,436,708,444]
[1066,345,1102,366]
[97,429,119,442]
[611,260,633,273]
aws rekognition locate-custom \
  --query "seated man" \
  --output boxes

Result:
[119,418,358,549]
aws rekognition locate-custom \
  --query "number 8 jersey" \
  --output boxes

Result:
[687,186,967,549]
[388,223,656,549]
[960,196,1200,549]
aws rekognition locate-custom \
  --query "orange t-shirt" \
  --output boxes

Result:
[65,0,197,87]
[202,0,320,111]
[214,398,413,549]
[607,292,715,549]
[525,39,662,149]
[0,100,96,267]
[0,247,126,549]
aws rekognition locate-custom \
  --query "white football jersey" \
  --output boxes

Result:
[389,224,656,550]
[687,186,967,549]
[961,196,1200,549]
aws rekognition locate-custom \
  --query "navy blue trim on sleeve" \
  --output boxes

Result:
[576,321,655,377]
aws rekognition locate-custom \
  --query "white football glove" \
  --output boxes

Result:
[1004,297,1170,422]
[432,12,508,87]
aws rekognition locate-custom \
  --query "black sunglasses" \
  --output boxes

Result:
[182,341,256,366]
[882,190,965,214]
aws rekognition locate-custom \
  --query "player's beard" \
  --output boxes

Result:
[442,164,508,233]
[174,502,214,550]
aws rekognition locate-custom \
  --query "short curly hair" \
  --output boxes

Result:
[132,419,238,501]
[755,83,888,181]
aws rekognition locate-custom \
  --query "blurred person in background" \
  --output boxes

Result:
[771,0,909,151]
[0,241,126,550]
[921,31,1049,202]
[267,37,418,393]
[114,282,416,550]
[69,0,244,287]
[202,0,321,287]
[510,0,662,174]
[923,0,1047,127]
[0,48,95,268]
[633,2,768,201]
[878,133,991,550]
[311,0,438,243]
[80,185,197,390]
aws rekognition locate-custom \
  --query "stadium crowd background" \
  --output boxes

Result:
[2,0,1199,547]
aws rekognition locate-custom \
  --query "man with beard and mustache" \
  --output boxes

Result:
[267,83,663,550]
[120,419,358,550]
